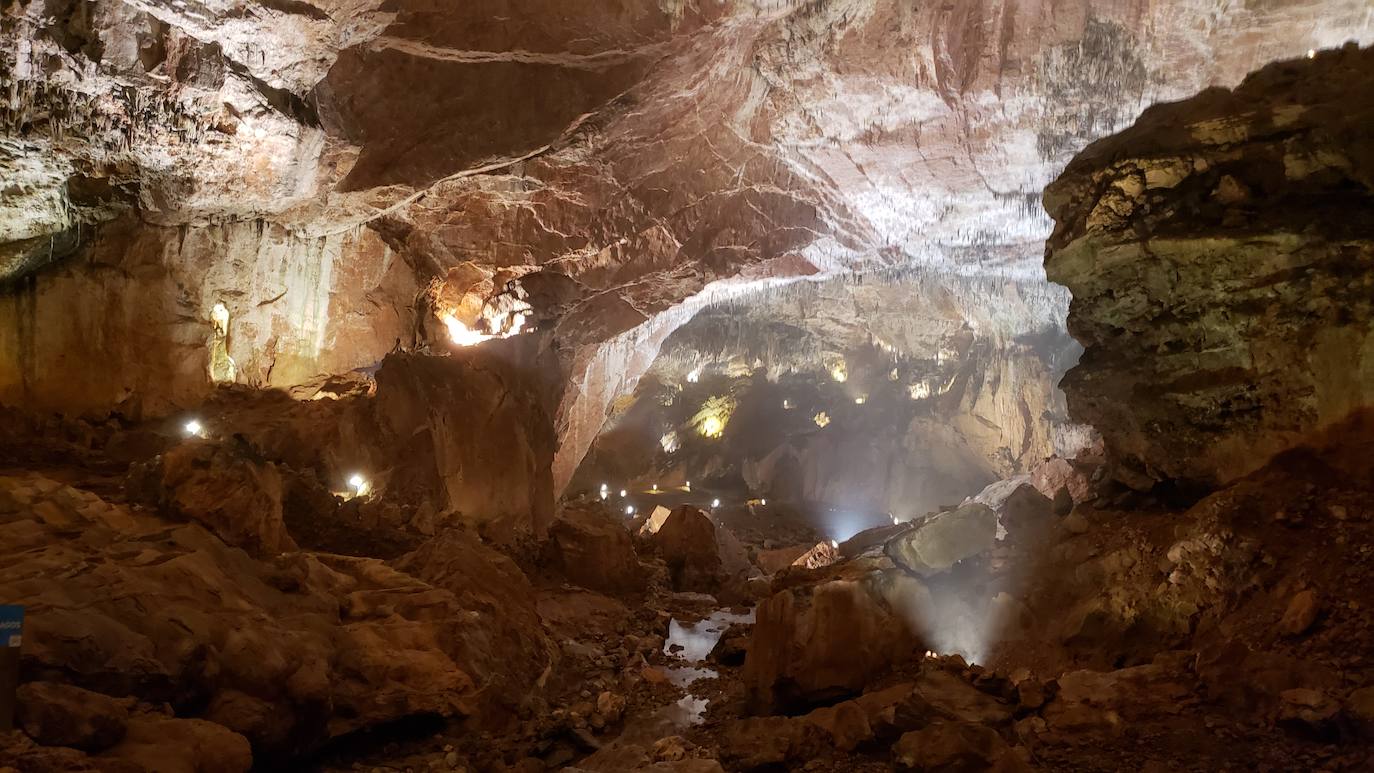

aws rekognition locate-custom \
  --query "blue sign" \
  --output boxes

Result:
[0,606,22,648]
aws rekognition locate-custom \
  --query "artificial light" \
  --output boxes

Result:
[620,489,628,497]
[711,498,720,508]
[625,505,636,515]
[348,473,369,496]
[183,419,203,437]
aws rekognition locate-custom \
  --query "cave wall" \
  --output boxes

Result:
[1045,44,1374,489]
[0,218,416,417]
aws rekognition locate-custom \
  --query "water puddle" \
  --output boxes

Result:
[657,608,755,725]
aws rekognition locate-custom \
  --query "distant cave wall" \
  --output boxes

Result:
[1044,44,1374,490]
[0,217,418,417]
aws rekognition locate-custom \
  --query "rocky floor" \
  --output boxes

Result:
[3,403,1374,773]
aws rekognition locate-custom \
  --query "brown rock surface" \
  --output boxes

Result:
[16,681,130,752]
[1045,44,1374,488]
[148,441,298,556]
[654,506,723,593]
[544,504,645,594]
[0,473,538,761]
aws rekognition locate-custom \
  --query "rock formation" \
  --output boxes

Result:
[1046,44,1374,490]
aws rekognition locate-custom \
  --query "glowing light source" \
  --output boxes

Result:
[711,498,721,508]
[439,307,529,348]
[600,491,609,500]
[760,498,767,506]
[686,367,701,383]
[660,430,681,454]
[829,361,848,383]
[347,473,369,496]
[183,419,203,437]
[701,415,724,437]
[813,411,830,428]
[830,539,839,549]
[693,395,735,439]
[685,481,692,491]
[854,395,866,405]
[625,505,636,516]
[620,489,628,498]
[782,398,792,410]
[651,483,659,492]
[1307,48,1316,58]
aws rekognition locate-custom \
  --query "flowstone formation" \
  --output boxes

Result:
[1046,43,1374,491]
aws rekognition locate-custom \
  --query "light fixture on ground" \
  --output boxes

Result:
[711,498,720,508]
[651,483,659,492]
[685,480,691,491]
[182,419,203,438]
[348,473,369,497]
[620,489,627,497]
[625,505,635,516]
[854,395,866,405]
[760,498,767,506]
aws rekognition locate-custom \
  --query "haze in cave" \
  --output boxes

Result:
[2,2,1374,771]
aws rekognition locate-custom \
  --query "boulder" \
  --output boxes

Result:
[803,699,873,751]
[894,669,1014,729]
[394,530,554,717]
[886,504,997,577]
[755,543,815,575]
[743,572,923,713]
[545,504,645,594]
[148,442,298,556]
[1278,589,1320,636]
[654,506,723,592]
[1345,686,1374,737]
[16,682,130,752]
[719,716,818,770]
[892,721,1026,772]
[707,622,751,667]
[101,716,253,773]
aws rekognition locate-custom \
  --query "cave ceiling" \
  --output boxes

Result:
[2,0,1372,489]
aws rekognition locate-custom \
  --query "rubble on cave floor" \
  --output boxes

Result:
[4,397,1374,772]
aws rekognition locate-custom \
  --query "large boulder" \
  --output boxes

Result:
[892,721,1025,772]
[654,506,724,592]
[743,569,927,713]
[544,504,645,594]
[16,682,130,752]
[146,442,298,557]
[886,503,997,577]
[393,530,555,718]
[101,715,253,773]
[1044,44,1374,489]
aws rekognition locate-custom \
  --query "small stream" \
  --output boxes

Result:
[656,608,754,726]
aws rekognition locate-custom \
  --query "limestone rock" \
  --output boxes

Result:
[0,474,491,761]
[1045,45,1374,488]
[743,572,923,713]
[892,721,1025,772]
[803,699,874,751]
[101,716,253,773]
[654,506,723,592]
[545,504,645,594]
[1278,590,1320,636]
[16,681,129,752]
[151,442,298,556]
[886,504,997,577]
